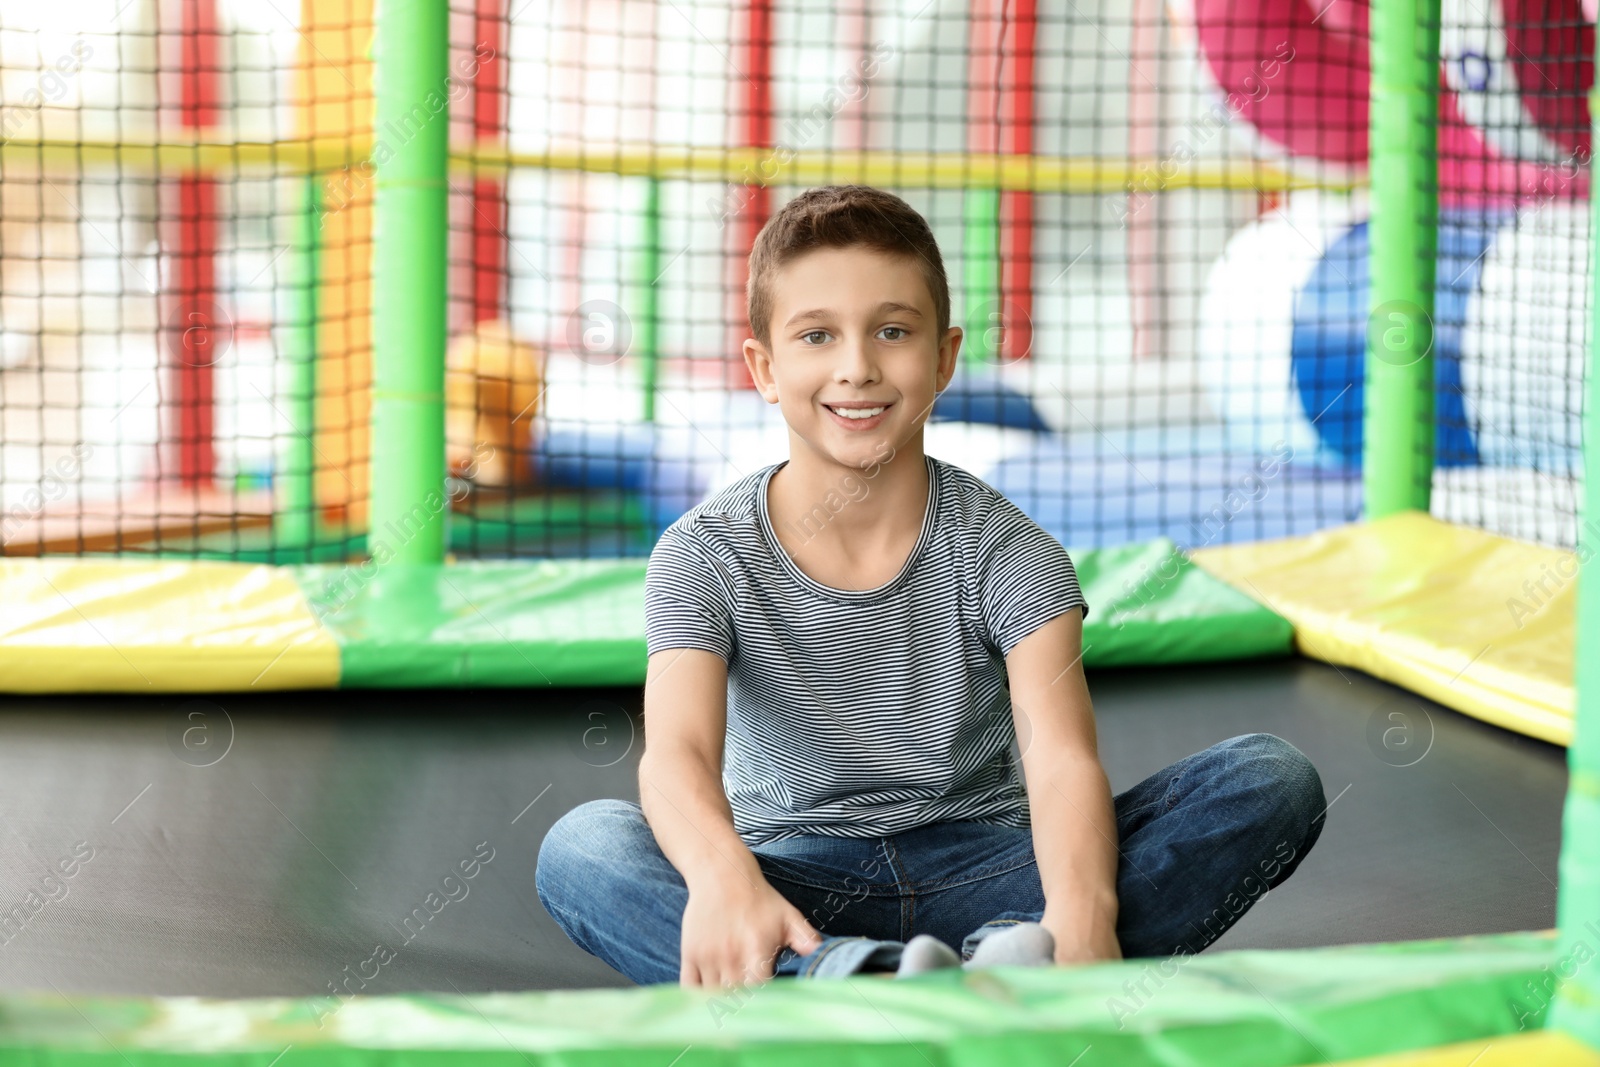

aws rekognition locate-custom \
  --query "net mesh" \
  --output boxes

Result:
[1432,0,1590,548]
[0,0,1587,559]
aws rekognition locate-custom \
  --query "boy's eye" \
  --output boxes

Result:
[798,326,907,344]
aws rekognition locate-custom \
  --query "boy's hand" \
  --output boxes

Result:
[680,877,823,988]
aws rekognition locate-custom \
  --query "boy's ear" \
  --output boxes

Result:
[743,337,780,403]
[936,326,963,392]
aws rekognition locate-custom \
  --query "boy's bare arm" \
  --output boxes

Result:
[1006,610,1123,964]
[638,647,822,987]
[639,647,764,888]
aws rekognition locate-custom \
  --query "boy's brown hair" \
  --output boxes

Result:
[746,185,950,350]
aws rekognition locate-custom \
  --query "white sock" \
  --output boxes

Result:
[894,934,962,977]
[963,922,1055,969]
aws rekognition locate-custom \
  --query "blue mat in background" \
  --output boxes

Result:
[530,415,1365,554]
[986,432,1362,551]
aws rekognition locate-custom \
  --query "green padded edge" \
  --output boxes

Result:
[1073,537,1294,667]
[0,931,1558,1065]
[294,538,1291,687]
[294,559,648,688]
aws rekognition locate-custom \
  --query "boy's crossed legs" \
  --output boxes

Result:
[536,732,1326,985]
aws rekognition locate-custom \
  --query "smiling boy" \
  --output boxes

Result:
[536,184,1327,987]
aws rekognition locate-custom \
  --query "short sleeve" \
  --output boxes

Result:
[980,505,1088,657]
[645,525,735,662]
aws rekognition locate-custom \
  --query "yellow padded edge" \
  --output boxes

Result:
[1192,512,1574,746]
[0,560,340,692]
[1315,1030,1600,1066]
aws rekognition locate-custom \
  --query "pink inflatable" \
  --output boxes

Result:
[1501,0,1592,157]
[1190,0,1591,204]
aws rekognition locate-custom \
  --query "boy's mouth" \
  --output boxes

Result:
[822,401,891,429]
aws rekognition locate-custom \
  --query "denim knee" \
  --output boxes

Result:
[1219,732,1324,801]
[1221,733,1326,872]
[535,797,648,921]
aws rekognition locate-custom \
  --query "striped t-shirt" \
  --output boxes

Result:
[644,454,1088,846]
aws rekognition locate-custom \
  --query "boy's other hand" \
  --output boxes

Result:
[680,878,823,989]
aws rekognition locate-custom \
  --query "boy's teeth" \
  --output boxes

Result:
[832,406,884,419]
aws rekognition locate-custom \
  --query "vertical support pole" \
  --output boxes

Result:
[625,0,660,425]
[963,190,1001,364]
[370,0,449,564]
[275,174,320,555]
[167,0,221,488]
[638,179,661,423]
[998,0,1036,362]
[170,176,218,486]
[965,0,1002,366]
[1364,0,1440,517]
[1127,0,1165,362]
[966,0,1035,363]
[727,0,772,389]
[1549,38,1600,1052]
[298,0,375,532]
[470,0,507,325]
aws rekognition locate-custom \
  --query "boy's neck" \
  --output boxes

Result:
[766,434,931,586]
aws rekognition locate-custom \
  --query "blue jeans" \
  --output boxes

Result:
[535,732,1325,984]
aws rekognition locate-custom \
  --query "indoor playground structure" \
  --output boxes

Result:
[2,0,1600,1062]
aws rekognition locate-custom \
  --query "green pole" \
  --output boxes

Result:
[1549,59,1600,1053]
[369,0,448,564]
[274,173,319,559]
[1364,0,1440,517]
[638,179,661,423]
[963,187,1000,365]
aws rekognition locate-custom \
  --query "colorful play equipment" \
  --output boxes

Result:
[1189,0,1593,201]
[0,0,1598,1062]
[1200,198,1587,477]
[1441,0,1593,163]
[445,320,543,487]
[1191,0,1593,550]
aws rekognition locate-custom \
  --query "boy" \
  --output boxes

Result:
[536,185,1326,987]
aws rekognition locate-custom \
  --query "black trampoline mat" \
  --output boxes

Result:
[0,656,1566,995]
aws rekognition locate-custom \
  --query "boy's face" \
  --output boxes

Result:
[743,246,961,474]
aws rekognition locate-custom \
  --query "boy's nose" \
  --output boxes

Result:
[834,337,881,383]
